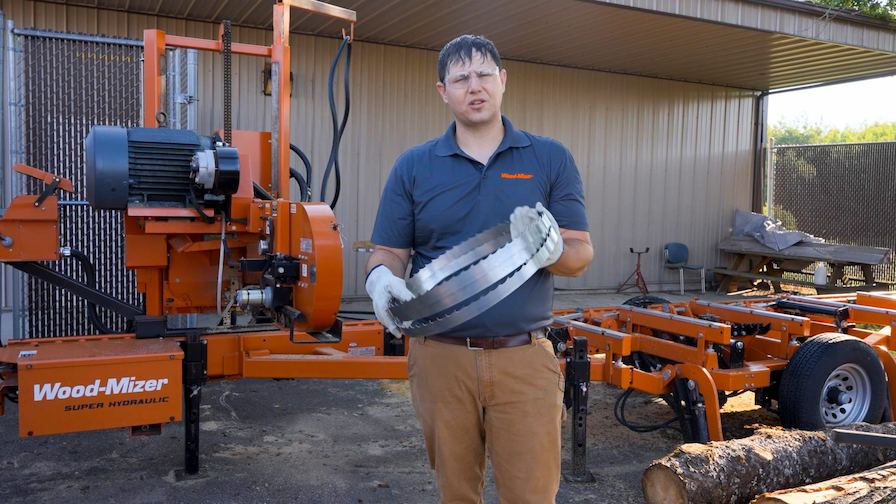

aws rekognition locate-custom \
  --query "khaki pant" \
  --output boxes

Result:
[408,336,564,504]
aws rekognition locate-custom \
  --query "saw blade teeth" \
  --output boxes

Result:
[393,229,546,321]
[397,222,561,338]
[407,224,512,295]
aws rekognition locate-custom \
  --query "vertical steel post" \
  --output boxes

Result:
[165,48,177,127]
[766,137,776,219]
[270,59,280,195]
[0,11,5,209]
[751,91,769,213]
[186,49,198,130]
[271,3,291,200]
[563,336,595,482]
[142,30,165,127]
[5,19,23,340]
[0,12,6,341]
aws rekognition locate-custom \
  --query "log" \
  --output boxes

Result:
[641,423,896,504]
[752,460,896,504]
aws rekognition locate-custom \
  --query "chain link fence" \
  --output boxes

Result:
[13,29,143,337]
[772,141,896,287]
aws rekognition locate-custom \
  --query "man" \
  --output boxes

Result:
[365,34,593,504]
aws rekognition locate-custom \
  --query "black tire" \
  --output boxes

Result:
[779,333,886,430]
[622,295,671,308]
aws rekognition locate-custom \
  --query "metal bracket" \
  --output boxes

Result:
[34,177,61,207]
[281,306,339,344]
[134,315,168,338]
[175,94,197,105]
[729,339,745,368]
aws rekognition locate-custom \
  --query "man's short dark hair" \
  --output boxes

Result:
[437,35,502,84]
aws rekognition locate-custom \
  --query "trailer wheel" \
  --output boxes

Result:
[779,333,886,429]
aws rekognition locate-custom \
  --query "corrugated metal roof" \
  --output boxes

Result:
[26,0,896,90]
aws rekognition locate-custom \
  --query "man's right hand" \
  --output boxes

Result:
[365,265,414,338]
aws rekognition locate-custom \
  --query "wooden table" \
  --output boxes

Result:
[713,236,893,293]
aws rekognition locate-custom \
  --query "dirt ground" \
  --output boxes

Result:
[0,290,783,504]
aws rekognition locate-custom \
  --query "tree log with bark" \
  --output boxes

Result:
[751,459,896,503]
[641,423,896,504]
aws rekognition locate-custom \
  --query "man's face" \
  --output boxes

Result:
[437,51,507,128]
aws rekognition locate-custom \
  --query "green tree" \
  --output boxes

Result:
[769,121,896,145]
[768,120,826,145]
[809,0,896,21]
[821,123,896,143]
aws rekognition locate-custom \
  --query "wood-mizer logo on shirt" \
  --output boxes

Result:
[500,172,534,179]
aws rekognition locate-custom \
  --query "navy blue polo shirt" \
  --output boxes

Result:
[371,116,588,338]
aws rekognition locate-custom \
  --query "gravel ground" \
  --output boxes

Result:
[0,290,781,503]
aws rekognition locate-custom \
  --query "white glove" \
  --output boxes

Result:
[509,202,564,267]
[365,265,414,338]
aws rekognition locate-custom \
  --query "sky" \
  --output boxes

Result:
[768,75,896,129]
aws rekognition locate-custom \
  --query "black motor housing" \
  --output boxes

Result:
[85,126,240,210]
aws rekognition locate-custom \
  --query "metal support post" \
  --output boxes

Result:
[5,19,23,339]
[674,378,709,443]
[0,11,5,206]
[186,49,198,130]
[180,331,207,475]
[766,136,775,218]
[563,336,595,482]
[0,12,6,343]
[751,91,768,213]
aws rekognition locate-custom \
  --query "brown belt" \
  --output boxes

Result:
[425,328,547,350]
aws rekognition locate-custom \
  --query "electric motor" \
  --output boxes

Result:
[85,126,240,210]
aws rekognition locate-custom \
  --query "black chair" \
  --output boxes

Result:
[663,242,705,295]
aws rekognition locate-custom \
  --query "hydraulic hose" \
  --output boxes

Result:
[319,35,352,209]
[290,143,312,201]
[67,249,115,334]
[253,182,274,200]
[614,388,681,434]
[290,167,308,202]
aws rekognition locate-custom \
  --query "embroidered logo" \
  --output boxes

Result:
[500,172,534,180]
